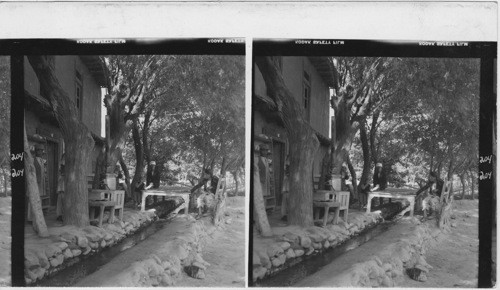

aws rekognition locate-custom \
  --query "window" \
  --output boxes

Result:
[303,71,311,121]
[75,69,83,119]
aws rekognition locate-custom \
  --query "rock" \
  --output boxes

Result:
[259,253,271,269]
[285,248,296,259]
[24,251,40,270]
[328,234,337,242]
[225,218,232,224]
[35,267,46,280]
[271,257,283,267]
[414,264,429,273]
[34,250,50,269]
[252,252,262,266]
[253,266,267,281]
[451,222,457,228]
[104,232,114,241]
[148,261,164,277]
[267,244,284,258]
[382,263,392,272]
[279,242,291,251]
[150,276,159,286]
[406,267,427,282]
[63,248,73,259]
[45,244,62,258]
[82,246,92,255]
[89,241,99,249]
[77,236,89,248]
[192,261,207,271]
[184,265,205,279]
[282,232,300,245]
[348,225,359,235]
[381,274,393,287]
[59,233,77,244]
[323,240,330,249]
[54,242,69,251]
[159,273,173,286]
[49,257,61,267]
[299,235,312,248]
[294,249,305,257]
[83,227,102,242]
[26,269,37,281]
[162,260,173,270]
[373,256,383,266]
[277,253,286,265]
[312,242,322,250]
[71,249,82,257]
[305,247,315,256]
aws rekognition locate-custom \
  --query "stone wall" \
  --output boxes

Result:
[252,211,383,282]
[25,210,156,284]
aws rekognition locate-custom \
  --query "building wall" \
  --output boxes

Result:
[254,57,330,137]
[24,56,103,175]
[254,56,331,178]
[24,56,102,136]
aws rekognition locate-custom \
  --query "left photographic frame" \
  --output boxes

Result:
[4,39,246,287]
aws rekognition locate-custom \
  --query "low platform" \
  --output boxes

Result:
[141,190,190,214]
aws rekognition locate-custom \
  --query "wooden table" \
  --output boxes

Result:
[366,191,415,217]
[141,190,190,214]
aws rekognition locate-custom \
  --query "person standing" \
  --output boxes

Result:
[341,162,354,204]
[280,158,290,221]
[372,162,388,206]
[28,144,48,222]
[257,144,271,197]
[146,161,160,190]
[415,171,444,218]
[56,155,65,222]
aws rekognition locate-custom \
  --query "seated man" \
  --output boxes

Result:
[415,171,444,219]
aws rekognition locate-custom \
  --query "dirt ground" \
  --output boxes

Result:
[174,196,246,287]
[403,199,480,288]
[294,199,484,288]
[0,196,11,286]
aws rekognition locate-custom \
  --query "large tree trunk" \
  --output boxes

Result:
[359,120,371,188]
[119,153,132,199]
[346,154,358,198]
[28,56,93,227]
[256,57,319,227]
[460,173,466,199]
[253,156,272,236]
[319,151,331,190]
[24,126,49,237]
[469,169,476,199]
[232,170,239,195]
[131,118,145,203]
[369,111,380,164]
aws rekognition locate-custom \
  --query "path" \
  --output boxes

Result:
[174,196,246,287]
[294,199,480,287]
[403,199,479,288]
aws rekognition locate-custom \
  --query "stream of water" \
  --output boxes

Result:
[254,221,394,287]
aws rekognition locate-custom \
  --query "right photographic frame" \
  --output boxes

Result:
[250,39,496,287]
